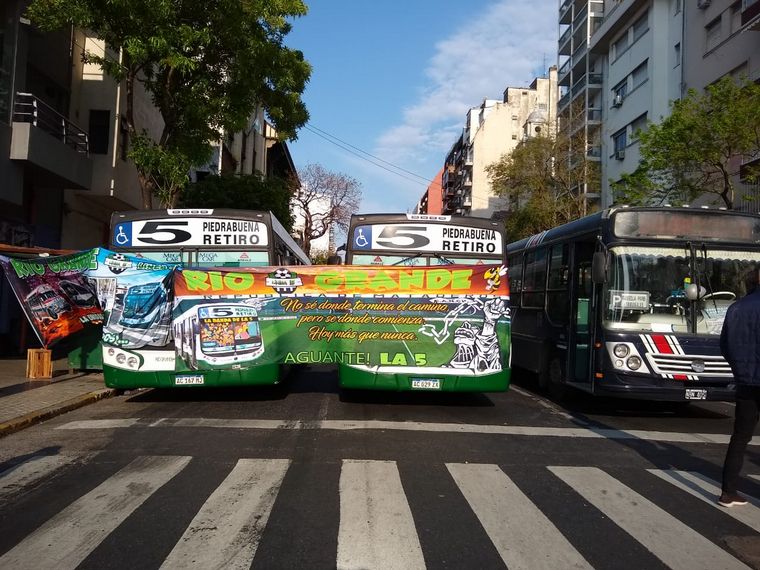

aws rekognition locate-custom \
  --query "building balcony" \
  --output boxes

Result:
[587,108,602,124]
[559,0,573,25]
[587,145,602,161]
[573,4,588,28]
[743,0,760,30]
[558,58,571,86]
[10,93,92,190]
[559,26,572,55]
[558,90,571,112]
[588,73,603,89]
[463,196,472,207]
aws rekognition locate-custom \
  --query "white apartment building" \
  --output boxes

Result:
[588,0,683,206]
[442,68,558,218]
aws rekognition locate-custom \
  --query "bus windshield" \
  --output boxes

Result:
[122,284,164,319]
[604,246,760,335]
[351,253,502,266]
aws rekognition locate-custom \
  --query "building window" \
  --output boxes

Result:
[630,113,648,140]
[632,11,649,42]
[613,129,627,156]
[730,2,742,34]
[631,60,648,89]
[512,133,518,140]
[118,115,129,161]
[612,80,627,106]
[88,110,110,155]
[613,33,629,60]
[706,16,722,51]
[673,0,681,14]
[674,42,681,67]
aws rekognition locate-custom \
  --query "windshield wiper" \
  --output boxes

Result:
[392,252,424,266]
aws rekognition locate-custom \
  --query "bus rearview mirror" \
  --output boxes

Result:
[592,252,607,284]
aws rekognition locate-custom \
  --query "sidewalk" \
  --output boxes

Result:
[0,358,118,438]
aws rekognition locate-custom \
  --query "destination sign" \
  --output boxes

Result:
[112,218,269,248]
[352,224,503,255]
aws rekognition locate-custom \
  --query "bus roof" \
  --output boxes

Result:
[507,206,760,253]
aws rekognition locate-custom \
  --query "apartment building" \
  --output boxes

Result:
[557,0,604,209]
[415,167,444,215]
[442,68,558,218]
[588,0,682,206]
[682,0,760,210]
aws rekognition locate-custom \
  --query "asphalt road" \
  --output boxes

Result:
[0,366,758,569]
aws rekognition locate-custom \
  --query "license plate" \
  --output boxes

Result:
[175,374,204,386]
[411,378,441,390]
[685,388,707,400]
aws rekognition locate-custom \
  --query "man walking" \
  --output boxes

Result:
[719,268,760,507]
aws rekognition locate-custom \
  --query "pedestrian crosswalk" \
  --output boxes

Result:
[0,454,757,569]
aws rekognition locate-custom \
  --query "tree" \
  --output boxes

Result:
[290,164,362,256]
[179,174,294,232]
[486,124,596,242]
[612,76,760,208]
[28,0,311,208]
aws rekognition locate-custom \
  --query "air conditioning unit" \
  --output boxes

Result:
[612,93,624,107]
[615,149,626,160]
[697,0,711,9]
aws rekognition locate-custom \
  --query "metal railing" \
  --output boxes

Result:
[13,93,88,154]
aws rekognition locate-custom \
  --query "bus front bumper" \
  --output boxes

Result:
[593,372,735,402]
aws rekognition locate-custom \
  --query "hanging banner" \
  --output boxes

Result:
[86,249,177,351]
[0,249,103,347]
[168,265,511,375]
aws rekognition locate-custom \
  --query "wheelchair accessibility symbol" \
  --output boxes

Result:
[353,226,371,249]
[113,223,132,246]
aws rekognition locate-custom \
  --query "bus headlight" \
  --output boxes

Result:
[613,344,630,358]
[116,353,126,364]
[127,357,138,368]
[627,355,642,370]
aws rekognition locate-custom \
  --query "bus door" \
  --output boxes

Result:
[569,241,595,385]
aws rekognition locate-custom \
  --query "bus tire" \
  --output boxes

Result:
[540,356,567,401]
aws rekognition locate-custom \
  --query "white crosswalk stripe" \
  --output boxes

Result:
[447,463,591,570]
[649,469,760,533]
[2,457,760,569]
[0,455,190,570]
[337,459,426,570]
[160,458,290,570]
[549,466,750,570]
[0,454,78,502]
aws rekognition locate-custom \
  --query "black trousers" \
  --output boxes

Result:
[722,385,760,494]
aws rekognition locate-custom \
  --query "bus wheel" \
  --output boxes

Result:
[540,357,567,401]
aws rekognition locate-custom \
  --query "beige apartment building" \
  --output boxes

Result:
[442,67,558,218]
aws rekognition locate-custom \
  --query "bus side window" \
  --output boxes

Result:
[508,254,523,307]
[522,248,547,308]
[546,244,570,325]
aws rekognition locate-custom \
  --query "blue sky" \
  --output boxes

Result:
[287,0,558,214]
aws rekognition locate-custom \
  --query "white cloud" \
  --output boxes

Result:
[375,0,557,167]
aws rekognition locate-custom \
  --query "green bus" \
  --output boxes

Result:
[342,213,510,392]
[102,208,309,388]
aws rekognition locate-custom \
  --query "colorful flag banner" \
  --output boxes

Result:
[0,249,103,347]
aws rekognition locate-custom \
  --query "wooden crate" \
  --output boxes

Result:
[26,348,52,379]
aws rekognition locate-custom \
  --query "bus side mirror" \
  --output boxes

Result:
[592,252,607,284]
[326,255,342,265]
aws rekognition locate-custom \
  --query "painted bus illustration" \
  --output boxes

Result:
[119,283,168,329]
[174,303,264,368]
[59,279,97,308]
[25,284,72,322]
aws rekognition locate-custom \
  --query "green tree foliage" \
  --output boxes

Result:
[179,174,294,233]
[486,128,596,242]
[612,76,760,208]
[28,0,311,208]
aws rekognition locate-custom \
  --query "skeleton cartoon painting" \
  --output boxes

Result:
[447,298,509,372]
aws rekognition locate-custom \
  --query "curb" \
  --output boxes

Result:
[0,388,119,438]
